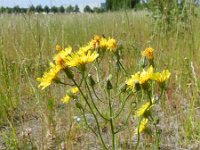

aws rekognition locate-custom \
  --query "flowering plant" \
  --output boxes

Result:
[37,36,170,149]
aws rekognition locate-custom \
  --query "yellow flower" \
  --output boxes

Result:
[135,118,148,134]
[151,70,171,83]
[37,63,61,90]
[89,35,101,49]
[125,72,140,89]
[139,66,154,84]
[126,66,154,89]
[53,46,72,67]
[106,38,116,51]
[56,44,62,52]
[88,36,117,52]
[61,95,70,103]
[66,51,99,67]
[99,37,108,49]
[142,47,154,59]
[78,44,92,55]
[61,87,79,104]
[70,86,79,94]
[135,102,151,118]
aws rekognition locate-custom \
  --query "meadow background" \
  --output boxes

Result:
[0,7,200,149]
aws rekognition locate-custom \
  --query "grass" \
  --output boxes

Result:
[0,10,200,149]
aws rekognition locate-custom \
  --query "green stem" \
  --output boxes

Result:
[81,108,98,137]
[55,80,73,86]
[135,133,140,150]
[113,93,131,119]
[153,117,160,150]
[159,88,165,108]
[150,114,160,150]
[155,125,160,150]
[108,90,116,150]
[91,85,106,104]
[114,107,133,134]
[85,78,109,121]
[78,74,84,87]
[71,77,108,150]
[118,61,129,76]
[135,118,142,150]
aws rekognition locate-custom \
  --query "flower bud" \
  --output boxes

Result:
[88,74,95,86]
[106,80,113,90]
[64,68,74,79]
[154,117,159,125]
[134,81,141,91]
[159,82,166,90]
[66,91,76,99]
[149,59,154,67]
[143,110,151,118]
[76,102,83,109]
[53,77,61,84]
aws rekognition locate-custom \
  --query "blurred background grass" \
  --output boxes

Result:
[0,10,200,149]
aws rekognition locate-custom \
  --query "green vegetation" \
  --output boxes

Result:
[0,8,200,149]
[106,0,140,10]
[0,4,81,14]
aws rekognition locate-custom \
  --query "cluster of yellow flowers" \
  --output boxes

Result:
[89,35,116,51]
[127,47,171,134]
[126,66,154,88]
[37,35,117,105]
[37,35,116,90]
[37,36,170,140]
[126,66,170,90]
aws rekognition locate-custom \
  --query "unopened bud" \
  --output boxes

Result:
[159,82,166,90]
[106,80,113,90]
[64,68,74,79]
[154,117,159,125]
[134,81,141,91]
[88,74,95,86]
[149,59,154,67]
[53,77,61,84]
[76,102,83,109]
[67,91,76,99]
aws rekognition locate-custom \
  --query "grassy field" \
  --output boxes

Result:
[0,10,200,149]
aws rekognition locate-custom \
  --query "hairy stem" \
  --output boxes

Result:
[71,77,108,150]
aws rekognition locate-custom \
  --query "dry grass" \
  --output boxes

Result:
[0,10,200,149]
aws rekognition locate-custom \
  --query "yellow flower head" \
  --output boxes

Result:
[135,118,148,134]
[126,66,154,89]
[66,51,99,67]
[70,86,79,94]
[99,37,108,49]
[53,46,72,67]
[61,95,70,103]
[139,66,154,84]
[61,87,79,104]
[125,72,140,89]
[37,63,61,90]
[89,35,101,49]
[142,47,154,59]
[151,70,171,83]
[106,37,116,51]
[56,44,62,52]
[135,102,151,118]
[78,44,92,55]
